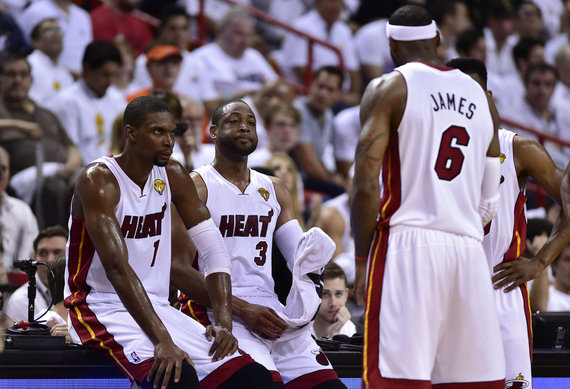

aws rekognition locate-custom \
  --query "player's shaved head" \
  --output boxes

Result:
[389,4,433,27]
[446,57,488,89]
[211,98,249,126]
[123,96,172,129]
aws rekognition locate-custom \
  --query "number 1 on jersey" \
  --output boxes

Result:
[150,239,160,267]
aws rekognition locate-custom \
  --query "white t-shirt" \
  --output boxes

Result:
[27,50,74,105]
[192,43,278,100]
[309,318,357,338]
[547,285,570,311]
[46,81,127,165]
[354,19,393,71]
[484,28,517,77]
[130,50,217,101]
[0,192,39,270]
[3,274,50,323]
[17,0,92,73]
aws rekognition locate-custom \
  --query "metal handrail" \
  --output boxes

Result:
[500,117,570,148]
[197,0,345,92]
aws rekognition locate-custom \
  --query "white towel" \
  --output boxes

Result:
[279,227,335,341]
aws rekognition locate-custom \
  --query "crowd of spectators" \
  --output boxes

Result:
[0,0,569,338]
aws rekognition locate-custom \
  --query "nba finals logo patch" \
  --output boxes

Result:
[505,373,529,388]
[500,153,506,164]
[154,179,166,195]
[258,187,270,201]
[131,351,141,364]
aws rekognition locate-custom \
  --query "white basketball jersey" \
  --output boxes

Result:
[65,156,172,306]
[381,62,494,241]
[194,164,281,298]
[482,129,527,270]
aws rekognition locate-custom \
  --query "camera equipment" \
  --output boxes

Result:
[7,259,51,336]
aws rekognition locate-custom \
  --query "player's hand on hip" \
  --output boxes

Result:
[354,260,367,306]
[205,325,239,361]
[492,256,542,292]
[148,341,193,389]
[242,303,288,340]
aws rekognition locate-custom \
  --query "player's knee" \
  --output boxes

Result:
[138,361,199,389]
[218,362,273,389]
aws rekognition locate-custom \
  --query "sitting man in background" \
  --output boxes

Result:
[0,145,38,282]
[0,51,82,228]
[3,225,67,323]
[311,262,356,339]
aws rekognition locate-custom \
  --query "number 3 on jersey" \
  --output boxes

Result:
[434,125,470,181]
[254,241,268,266]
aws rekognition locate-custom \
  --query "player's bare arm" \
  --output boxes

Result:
[493,137,570,291]
[74,163,191,389]
[563,163,570,225]
[168,161,235,338]
[351,72,406,306]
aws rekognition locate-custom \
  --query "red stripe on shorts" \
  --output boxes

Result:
[520,283,533,362]
[503,191,527,261]
[364,132,401,387]
[284,369,339,388]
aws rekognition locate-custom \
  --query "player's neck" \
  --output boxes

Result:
[115,153,154,190]
[212,156,250,192]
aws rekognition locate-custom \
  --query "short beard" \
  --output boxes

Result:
[153,158,169,167]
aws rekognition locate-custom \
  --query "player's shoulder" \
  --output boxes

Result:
[189,170,208,203]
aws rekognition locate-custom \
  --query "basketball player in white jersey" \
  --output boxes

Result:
[351,5,505,388]
[64,96,272,389]
[448,57,570,389]
[180,99,346,388]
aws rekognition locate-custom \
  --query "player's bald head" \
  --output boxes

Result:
[211,99,252,126]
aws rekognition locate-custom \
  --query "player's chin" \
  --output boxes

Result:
[153,157,170,167]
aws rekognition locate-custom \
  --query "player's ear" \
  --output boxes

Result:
[209,124,217,140]
[125,124,136,142]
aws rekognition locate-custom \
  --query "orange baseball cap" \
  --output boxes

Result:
[146,44,182,64]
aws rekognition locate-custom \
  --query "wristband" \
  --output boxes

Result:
[355,253,368,262]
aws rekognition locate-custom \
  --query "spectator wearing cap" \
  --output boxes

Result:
[130,6,213,101]
[46,41,126,166]
[27,18,74,105]
[127,42,183,102]
[90,0,154,56]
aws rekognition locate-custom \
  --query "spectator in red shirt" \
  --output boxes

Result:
[90,0,154,56]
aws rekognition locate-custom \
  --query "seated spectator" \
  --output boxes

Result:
[112,39,136,96]
[265,152,305,227]
[0,4,27,52]
[490,37,545,112]
[0,51,82,228]
[0,146,38,279]
[177,96,214,171]
[291,66,345,195]
[484,2,517,77]
[552,44,570,112]
[514,0,547,41]
[3,226,67,323]
[46,41,126,166]
[429,0,472,62]
[527,217,554,311]
[311,261,356,339]
[545,9,570,64]
[90,0,154,56]
[192,7,279,115]
[456,27,487,61]
[27,18,74,104]
[16,0,92,75]
[127,42,183,102]
[44,254,71,342]
[130,6,213,101]
[251,0,310,48]
[280,0,361,106]
[353,17,392,87]
[249,102,301,168]
[535,242,570,311]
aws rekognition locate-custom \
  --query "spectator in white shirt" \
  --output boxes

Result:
[484,2,517,77]
[46,41,126,165]
[27,18,73,104]
[280,0,361,106]
[192,8,279,115]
